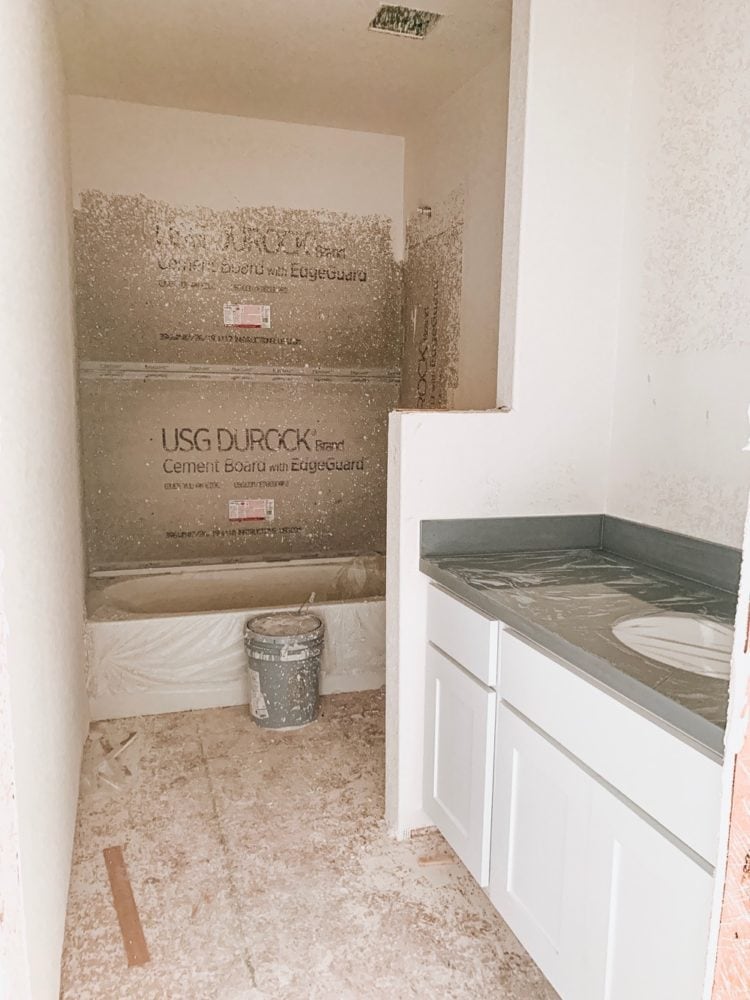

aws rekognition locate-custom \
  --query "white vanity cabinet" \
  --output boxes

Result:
[420,581,720,1000]
[491,631,718,1000]
[490,703,714,1000]
[423,585,501,884]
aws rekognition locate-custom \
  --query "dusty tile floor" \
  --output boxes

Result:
[61,690,556,999]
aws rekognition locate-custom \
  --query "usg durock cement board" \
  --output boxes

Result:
[75,192,401,370]
[400,194,462,409]
[79,375,397,568]
[74,192,402,568]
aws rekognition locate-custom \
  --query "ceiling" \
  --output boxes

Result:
[53,0,512,135]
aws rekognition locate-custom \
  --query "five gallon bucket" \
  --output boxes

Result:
[243,611,325,729]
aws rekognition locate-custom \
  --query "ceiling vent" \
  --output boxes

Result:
[368,5,442,39]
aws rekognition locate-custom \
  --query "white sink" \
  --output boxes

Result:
[612,613,733,678]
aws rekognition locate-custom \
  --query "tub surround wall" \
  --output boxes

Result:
[79,375,397,568]
[402,53,511,409]
[400,193,464,409]
[74,192,401,370]
[0,2,88,997]
[69,97,404,569]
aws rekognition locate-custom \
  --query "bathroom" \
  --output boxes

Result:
[1,0,749,998]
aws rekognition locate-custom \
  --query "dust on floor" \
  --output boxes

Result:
[61,690,557,999]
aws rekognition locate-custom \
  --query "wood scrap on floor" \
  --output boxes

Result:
[418,851,458,866]
[103,846,150,967]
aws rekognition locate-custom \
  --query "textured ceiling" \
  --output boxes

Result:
[54,0,511,134]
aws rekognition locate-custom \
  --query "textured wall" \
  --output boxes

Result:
[0,1,88,997]
[607,0,750,547]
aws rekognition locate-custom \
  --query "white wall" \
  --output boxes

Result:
[69,96,405,258]
[387,0,636,833]
[607,0,750,548]
[403,54,510,409]
[0,1,89,997]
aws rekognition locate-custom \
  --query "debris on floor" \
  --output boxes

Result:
[61,690,557,999]
[103,846,150,967]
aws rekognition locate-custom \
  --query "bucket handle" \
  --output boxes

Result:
[296,591,316,616]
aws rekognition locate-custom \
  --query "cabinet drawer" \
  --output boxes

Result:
[427,584,500,686]
[499,631,722,864]
[423,644,496,885]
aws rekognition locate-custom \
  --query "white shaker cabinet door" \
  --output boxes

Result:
[488,705,591,1000]
[423,644,496,885]
[586,781,714,1000]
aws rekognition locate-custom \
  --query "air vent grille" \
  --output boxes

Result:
[369,5,442,39]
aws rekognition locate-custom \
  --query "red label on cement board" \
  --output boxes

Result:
[228,499,275,522]
[223,304,271,328]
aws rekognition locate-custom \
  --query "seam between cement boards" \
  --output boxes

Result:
[197,724,259,990]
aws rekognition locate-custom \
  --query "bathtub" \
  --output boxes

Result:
[85,554,386,721]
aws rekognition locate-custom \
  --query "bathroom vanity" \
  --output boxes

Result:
[418,516,739,1000]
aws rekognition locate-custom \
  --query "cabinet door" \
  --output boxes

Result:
[586,782,714,1000]
[423,644,496,885]
[489,705,591,1000]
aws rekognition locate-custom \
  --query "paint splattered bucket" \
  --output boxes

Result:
[243,612,325,729]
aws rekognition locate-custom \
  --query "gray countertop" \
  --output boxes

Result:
[421,548,736,761]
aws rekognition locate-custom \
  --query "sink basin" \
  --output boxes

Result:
[612,613,733,678]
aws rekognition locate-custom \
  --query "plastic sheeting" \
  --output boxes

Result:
[86,598,385,721]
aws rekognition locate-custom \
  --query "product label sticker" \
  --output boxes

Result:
[228,498,274,522]
[247,669,269,719]
[223,303,271,328]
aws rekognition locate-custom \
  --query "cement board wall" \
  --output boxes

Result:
[75,191,401,568]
